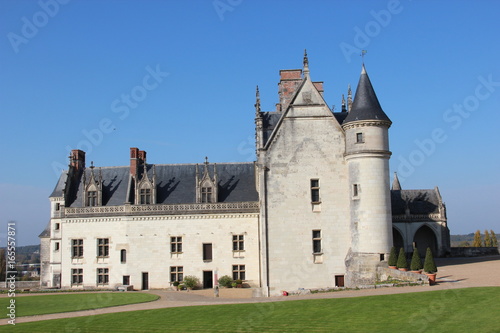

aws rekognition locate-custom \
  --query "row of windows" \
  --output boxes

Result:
[309,180,360,203]
[71,265,246,285]
[69,235,245,260]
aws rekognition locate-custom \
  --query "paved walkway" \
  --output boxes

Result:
[2,255,499,325]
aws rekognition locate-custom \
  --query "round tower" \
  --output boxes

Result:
[342,65,393,286]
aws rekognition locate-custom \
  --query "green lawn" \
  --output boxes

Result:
[2,287,499,332]
[1,292,158,317]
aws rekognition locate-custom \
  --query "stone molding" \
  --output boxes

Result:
[341,119,391,130]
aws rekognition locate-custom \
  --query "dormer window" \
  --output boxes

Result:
[196,157,218,204]
[82,162,102,207]
[134,163,156,205]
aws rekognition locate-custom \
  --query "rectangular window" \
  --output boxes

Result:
[123,275,130,285]
[353,184,359,197]
[201,187,212,203]
[310,179,320,203]
[312,230,322,253]
[72,239,83,258]
[356,132,364,143]
[170,236,182,253]
[71,268,83,285]
[54,223,60,230]
[120,249,127,263]
[97,268,109,285]
[55,203,61,211]
[87,191,97,206]
[232,265,246,281]
[203,243,213,261]
[232,235,244,251]
[170,266,184,282]
[97,238,109,257]
[54,242,60,251]
[140,188,151,204]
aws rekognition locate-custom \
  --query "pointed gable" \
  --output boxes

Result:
[344,65,391,123]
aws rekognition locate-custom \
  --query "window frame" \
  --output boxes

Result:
[310,179,320,203]
[120,249,127,263]
[312,230,322,254]
[201,187,213,203]
[356,132,364,143]
[140,188,151,204]
[232,264,246,281]
[71,239,84,258]
[97,268,109,285]
[71,268,83,285]
[170,236,183,254]
[87,190,97,207]
[353,184,360,198]
[170,266,184,283]
[232,234,244,252]
[97,238,109,258]
[203,243,213,261]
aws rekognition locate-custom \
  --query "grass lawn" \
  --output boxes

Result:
[2,287,499,332]
[1,292,158,317]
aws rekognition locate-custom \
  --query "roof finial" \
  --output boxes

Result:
[347,84,353,112]
[303,49,310,78]
[392,172,402,190]
[341,94,346,112]
[255,85,261,115]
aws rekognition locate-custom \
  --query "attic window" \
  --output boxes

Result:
[87,191,97,206]
[201,187,213,203]
[140,188,151,204]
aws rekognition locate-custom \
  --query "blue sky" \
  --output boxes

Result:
[1,0,499,245]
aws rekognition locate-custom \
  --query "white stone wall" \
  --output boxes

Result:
[262,102,352,295]
[54,213,259,289]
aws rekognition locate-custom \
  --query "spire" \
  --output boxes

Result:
[391,172,402,190]
[347,84,352,112]
[341,94,347,112]
[255,85,261,116]
[344,64,391,123]
[303,49,310,79]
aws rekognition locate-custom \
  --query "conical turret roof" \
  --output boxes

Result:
[344,65,391,123]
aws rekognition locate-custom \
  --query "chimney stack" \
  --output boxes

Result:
[70,149,85,171]
[130,148,147,177]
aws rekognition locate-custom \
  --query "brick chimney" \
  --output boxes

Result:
[70,149,85,171]
[277,69,302,111]
[130,148,147,177]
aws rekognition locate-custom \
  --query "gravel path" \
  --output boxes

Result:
[2,255,499,326]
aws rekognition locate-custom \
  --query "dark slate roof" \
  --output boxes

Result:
[262,112,282,145]
[344,65,391,123]
[333,111,348,125]
[50,171,67,197]
[39,222,51,238]
[391,189,440,215]
[57,162,258,207]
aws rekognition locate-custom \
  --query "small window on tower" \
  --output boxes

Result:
[356,132,364,143]
[353,184,360,198]
[310,179,320,203]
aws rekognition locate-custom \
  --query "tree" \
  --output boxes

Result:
[484,230,492,247]
[423,247,437,273]
[388,246,398,267]
[473,230,482,247]
[396,248,408,269]
[410,248,423,271]
[491,230,498,248]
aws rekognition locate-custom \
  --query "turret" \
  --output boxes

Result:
[342,64,393,286]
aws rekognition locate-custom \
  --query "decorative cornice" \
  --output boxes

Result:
[392,214,445,222]
[63,202,259,217]
[341,119,391,130]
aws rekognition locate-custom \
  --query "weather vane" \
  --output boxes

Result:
[360,50,367,63]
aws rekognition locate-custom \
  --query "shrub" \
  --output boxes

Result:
[173,281,180,287]
[182,275,200,289]
[410,248,423,271]
[388,247,397,266]
[396,248,408,269]
[218,275,233,288]
[235,279,243,285]
[423,247,437,273]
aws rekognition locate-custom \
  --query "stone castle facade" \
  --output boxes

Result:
[40,54,450,296]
